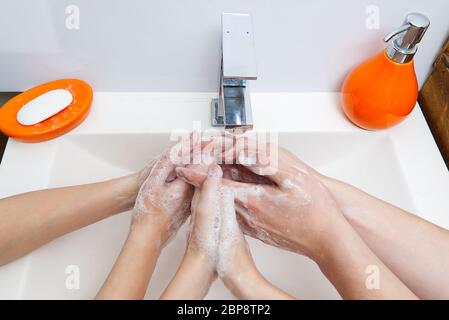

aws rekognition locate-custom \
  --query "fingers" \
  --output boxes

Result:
[148,131,200,188]
[222,136,289,186]
[168,176,193,197]
[144,152,175,188]
[185,162,259,278]
[137,158,158,187]
[190,164,223,228]
[175,166,206,188]
[219,186,241,241]
[221,164,276,186]
[216,186,244,275]
[176,166,231,189]
[235,206,256,237]
[176,166,275,212]
[190,188,201,217]
[188,165,223,262]
[176,166,249,191]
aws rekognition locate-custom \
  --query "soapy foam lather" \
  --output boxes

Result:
[187,164,223,263]
[189,188,221,263]
[132,138,194,244]
[178,133,340,275]
[176,134,314,273]
[175,135,314,278]
[180,162,248,276]
[183,145,222,263]
[217,186,241,276]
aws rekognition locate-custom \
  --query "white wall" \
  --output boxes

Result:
[0,0,448,92]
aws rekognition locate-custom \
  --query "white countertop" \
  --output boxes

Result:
[2,92,447,222]
[0,92,448,299]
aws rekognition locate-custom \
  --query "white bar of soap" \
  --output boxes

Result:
[17,89,73,126]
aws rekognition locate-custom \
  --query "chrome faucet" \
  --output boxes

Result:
[211,13,257,131]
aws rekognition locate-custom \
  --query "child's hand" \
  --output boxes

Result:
[132,148,193,246]
[178,164,293,299]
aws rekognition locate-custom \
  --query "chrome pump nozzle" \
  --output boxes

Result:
[384,13,430,63]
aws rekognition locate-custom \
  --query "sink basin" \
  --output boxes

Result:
[0,92,448,299]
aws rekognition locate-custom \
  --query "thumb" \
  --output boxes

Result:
[176,166,207,188]
[176,164,222,188]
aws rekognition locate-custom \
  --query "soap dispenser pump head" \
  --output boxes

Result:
[384,13,430,63]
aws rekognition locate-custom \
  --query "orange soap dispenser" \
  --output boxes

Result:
[341,13,430,130]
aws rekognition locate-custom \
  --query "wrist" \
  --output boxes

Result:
[224,266,267,299]
[184,246,216,272]
[317,174,365,225]
[126,224,164,258]
[181,247,217,292]
[315,172,335,190]
[113,173,141,212]
[311,217,358,269]
[219,251,264,297]
[129,216,169,249]
[160,246,216,300]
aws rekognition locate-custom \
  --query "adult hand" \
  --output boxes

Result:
[180,136,347,261]
[177,136,418,300]
[227,137,349,259]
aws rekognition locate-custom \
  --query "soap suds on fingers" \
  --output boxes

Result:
[216,186,240,276]
[187,164,222,264]
[281,179,295,189]
[132,142,192,245]
[186,166,250,278]
[189,188,221,263]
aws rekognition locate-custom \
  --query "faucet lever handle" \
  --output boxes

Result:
[222,13,258,80]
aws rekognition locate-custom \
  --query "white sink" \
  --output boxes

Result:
[0,92,448,299]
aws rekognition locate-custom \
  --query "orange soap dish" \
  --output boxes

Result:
[0,79,93,142]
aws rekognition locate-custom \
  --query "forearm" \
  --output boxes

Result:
[0,174,139,266]
[96,223,162,300]
[316,218,417,300]
[160,248,216,300]
[322,176,449,299]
